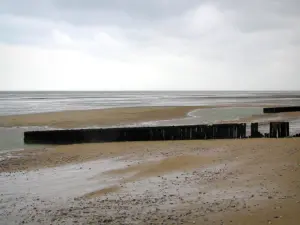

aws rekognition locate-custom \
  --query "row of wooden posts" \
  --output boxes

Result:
[24,122,292,145]
[263,106,300,114]
[250,122,289,138]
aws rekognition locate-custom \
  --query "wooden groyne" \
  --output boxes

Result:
[24,123,247,144]
[250,123,263,138]
[263,106,300,114]
[24,121,297,145]
[269,122,289,138]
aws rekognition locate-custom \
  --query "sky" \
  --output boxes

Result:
[0,0,299,91]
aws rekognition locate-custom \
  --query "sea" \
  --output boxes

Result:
[1,91,300,152]
[1,91,300,116]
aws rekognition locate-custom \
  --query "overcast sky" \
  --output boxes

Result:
[1,0,299,91]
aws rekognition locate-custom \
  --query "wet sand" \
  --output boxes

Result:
[0,106,206,128]
[227,111,300,123]
[2,104,298,129]
[1,139,300,224]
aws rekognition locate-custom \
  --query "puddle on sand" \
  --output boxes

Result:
[0,126,54,153]
[0,158,137,225]
[0,158,129,215]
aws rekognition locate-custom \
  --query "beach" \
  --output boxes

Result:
[2,0,300,222]
[0,105,299,225]
[0,92,300,224]
[1,137,300,224]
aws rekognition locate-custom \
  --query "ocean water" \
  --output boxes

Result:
[1,91,300,116]
[0,91,300,152]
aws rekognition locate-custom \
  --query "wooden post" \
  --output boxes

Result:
[280,122,289,137]
[251,123,259,137]
[270,122,277,138]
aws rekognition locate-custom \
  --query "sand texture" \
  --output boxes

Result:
[0,106,205,128]
[1,138,300,224]
[1,105,300,129]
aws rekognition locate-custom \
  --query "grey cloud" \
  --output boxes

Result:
[53,0,202,20]
[1,0,299,33]
[215,0,300,32]
[0,0,201,27]
[1,0,300,90]
[0,0,55,19]
[1,0,299,49]
[216,0,300,15]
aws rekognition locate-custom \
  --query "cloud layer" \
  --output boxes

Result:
[1,0,299,90]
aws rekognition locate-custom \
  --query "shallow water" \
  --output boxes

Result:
[0,158,128,201]
[0,127,50,153]
[136,107,263,127]
[1,91,300,116]
[0,127,25,152]
[0,158,132,225]
[189,107,263,122]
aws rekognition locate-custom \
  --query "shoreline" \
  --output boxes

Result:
[0,106,207,128]
[1,104,300,128]
[0,104,280,129]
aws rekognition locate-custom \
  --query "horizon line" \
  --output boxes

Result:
[0,90,300,92]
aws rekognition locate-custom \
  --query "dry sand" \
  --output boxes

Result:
[1,138,300,224]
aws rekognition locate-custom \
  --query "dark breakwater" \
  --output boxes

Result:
[24,121,299,145]
[24,123,247,144]
[269,122,289,138]
[263,106,300,113]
